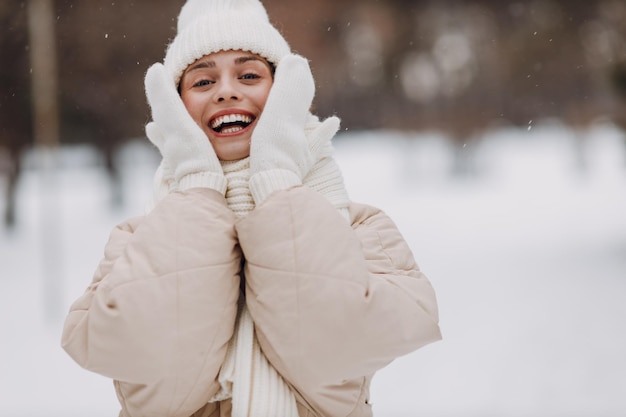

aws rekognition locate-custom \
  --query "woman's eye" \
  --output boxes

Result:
[241,73,260,80]
[194,79,213,87]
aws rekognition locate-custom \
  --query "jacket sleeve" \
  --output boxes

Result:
[236,186,441,416]
[61,188,241,417]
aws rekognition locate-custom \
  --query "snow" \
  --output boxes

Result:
[1,123,625,416]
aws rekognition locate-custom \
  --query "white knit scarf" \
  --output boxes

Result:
[147,151,349,417]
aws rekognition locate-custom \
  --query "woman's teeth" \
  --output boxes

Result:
[211,114,253,132]
[221,126,244,134]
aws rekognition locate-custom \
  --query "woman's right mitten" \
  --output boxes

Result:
[145,63,226,194]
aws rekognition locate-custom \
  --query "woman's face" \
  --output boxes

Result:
[179,50,274,161]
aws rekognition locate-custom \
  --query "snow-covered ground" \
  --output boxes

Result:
[1,122,625,416]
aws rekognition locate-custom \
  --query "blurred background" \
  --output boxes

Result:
[1,0,626,416]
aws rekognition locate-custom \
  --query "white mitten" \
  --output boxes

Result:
[302,114,350,219]
[304,113,340,161]
[146,122,176,192]
[249,54,316,203]
[145,63,226,194]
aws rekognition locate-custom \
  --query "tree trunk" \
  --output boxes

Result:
[28,0,63,320]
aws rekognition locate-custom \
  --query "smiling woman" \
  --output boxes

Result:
[60,1,441,416]
[179,51,274,161]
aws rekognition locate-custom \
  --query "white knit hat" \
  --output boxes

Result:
[163,0,291,86]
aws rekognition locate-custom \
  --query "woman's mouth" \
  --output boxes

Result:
[210,113,255,134]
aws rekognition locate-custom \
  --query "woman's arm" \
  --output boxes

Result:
[236,186,441,416]
[61,188,241,417]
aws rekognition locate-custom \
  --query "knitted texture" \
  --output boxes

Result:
[220,159,256,217]
[304,156,350,221]
[164,0,290,86]
[220,155,349,216]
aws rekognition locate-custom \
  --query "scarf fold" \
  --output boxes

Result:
[147,151,349,417]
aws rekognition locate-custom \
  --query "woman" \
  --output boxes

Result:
[61,1,441,416]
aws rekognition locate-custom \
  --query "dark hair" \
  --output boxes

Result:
[269,61,276,78]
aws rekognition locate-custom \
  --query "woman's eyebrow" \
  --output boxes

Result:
[186,60,216,73]
[234,55,265,65]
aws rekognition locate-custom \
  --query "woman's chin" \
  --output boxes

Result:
[211,138,251,161]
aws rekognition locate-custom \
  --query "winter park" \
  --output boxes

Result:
[2,1,626,416]
[2,122,626,416]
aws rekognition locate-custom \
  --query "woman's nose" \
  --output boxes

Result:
[214,79,240,102]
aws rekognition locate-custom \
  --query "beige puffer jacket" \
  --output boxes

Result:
[61,186,441,417]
